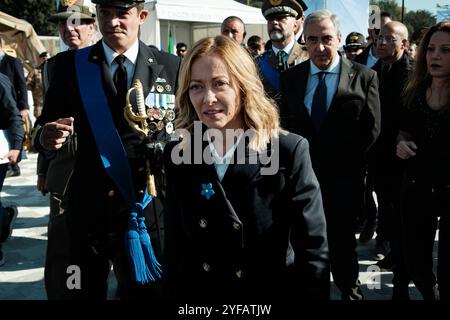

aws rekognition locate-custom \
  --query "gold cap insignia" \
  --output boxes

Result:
[269,0,283,6]
[61,0,78,7]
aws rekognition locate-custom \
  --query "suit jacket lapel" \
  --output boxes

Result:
[221,138,261,194]
[287,42,308,66]
[328,56,356,114]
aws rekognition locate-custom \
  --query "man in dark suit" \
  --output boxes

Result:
[0,36,30,177]
[257,0,309,104]
[35,0,97,213]
[280,9,381,300]
[370,21,414,299]
[35,0,180,299]
[354,11,392,68]
[0,73,23,267]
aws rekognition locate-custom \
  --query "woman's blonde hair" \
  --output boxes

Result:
[175,35,280,152]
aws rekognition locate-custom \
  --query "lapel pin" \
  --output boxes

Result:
[201,183,215,200]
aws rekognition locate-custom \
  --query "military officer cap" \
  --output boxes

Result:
[344,32,367,51]
[91,0,145,8]
[48,0,96,23]
[261,0,308,20]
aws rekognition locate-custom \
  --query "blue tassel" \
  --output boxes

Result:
[125,212,152,284]
[137,216,162,281]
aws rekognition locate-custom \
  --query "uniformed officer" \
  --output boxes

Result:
[35,0,180,299]
[257,0,309,103]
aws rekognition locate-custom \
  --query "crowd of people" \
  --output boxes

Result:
[0,0,448,301]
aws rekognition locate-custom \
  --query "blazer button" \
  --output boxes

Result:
[202,262,211,272]
[108,190,115,197]
[138,166,145,172]
[235,269,243,279]
[232,222,241,230]
[199,219,207,229]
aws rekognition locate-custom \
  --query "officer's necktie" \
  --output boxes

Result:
[113,55,128,104]
[311,72,328,130]
[276,50,287,71]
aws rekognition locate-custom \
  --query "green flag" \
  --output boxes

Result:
[168,24,174,54]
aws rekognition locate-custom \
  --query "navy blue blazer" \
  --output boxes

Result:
[163,131,329,300]
[0,54,29,110]
[0,73,23,150]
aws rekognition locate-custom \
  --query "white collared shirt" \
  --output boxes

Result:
[102,39,139,88]
[207,131,243,182]
[304,54,341,114]
[272,39,296,64]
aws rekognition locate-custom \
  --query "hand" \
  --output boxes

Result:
[19,109,29,120]
[2,149,21,165]
[396,140,418,160]
[40,117,74,151]
[37,175,48,196]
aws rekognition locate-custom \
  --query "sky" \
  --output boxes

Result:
[394,0,449,14]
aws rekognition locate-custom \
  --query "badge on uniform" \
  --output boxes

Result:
[144,80,176,135]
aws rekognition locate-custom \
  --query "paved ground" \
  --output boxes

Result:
[0,152,430,300]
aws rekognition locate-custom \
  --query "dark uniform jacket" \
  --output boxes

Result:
[36,40,180,249]
[0,53,29,110]
[35,55,73,195]
[257,42,308,104]
[279,55,381,182]
[0,73,23,149]
[163,131,329,300]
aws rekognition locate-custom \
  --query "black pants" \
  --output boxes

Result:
[400,181,444,300]
[321,178,364,300]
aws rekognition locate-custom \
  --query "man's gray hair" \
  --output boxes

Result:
[304,9,341,37]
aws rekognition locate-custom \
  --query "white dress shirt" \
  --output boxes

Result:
[207,131,243,182]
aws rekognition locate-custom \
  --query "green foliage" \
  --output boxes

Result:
[0,0,58,36]
[371,0,436,41]
[370,0,402,20]
[404,10,436,40]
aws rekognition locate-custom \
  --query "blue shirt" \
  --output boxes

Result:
[304,55,340,115]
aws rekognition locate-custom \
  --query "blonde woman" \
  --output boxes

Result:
[163,35,329,300]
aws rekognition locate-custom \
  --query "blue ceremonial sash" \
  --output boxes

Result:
[75,47,161,283]
[258,51,280,91]
[75,47,136,205]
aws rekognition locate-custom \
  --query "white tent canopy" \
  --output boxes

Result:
[140,0,371,52]
[151,0,266,24]
[141,0,267,51]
